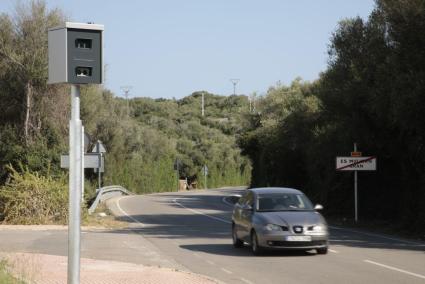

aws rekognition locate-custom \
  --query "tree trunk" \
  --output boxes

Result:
[24,81,32,145]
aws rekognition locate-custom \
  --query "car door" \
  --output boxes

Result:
[239,191,254,241]
[233,193,248,238]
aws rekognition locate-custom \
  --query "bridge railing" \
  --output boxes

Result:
[88,185,132,215]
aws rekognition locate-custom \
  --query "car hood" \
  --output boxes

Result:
[257,211,325,226]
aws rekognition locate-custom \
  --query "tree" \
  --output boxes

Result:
[0,0,65,144]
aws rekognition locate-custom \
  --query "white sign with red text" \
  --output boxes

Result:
[336,156,377,171]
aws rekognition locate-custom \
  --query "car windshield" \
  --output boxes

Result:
[257,193,314,211]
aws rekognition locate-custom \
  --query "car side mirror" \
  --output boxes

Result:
[314,204,324,210]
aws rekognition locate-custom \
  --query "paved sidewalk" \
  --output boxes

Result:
[2,252,220,284]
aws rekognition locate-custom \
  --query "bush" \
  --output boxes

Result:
[0,165,68,224]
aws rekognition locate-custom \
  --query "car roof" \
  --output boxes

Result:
[248,187,303,195]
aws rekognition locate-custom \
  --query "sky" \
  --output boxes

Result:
[0,0,375,99]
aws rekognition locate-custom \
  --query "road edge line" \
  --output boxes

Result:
[173,198,232,224]
[364,260,425,280]
[115,196,145,226]
[329,226,423,245]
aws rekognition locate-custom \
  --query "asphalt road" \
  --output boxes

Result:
[110,187,425,284]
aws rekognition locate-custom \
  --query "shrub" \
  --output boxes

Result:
[0,165,68,224]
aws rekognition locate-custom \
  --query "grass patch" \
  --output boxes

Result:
[0,259,26,284]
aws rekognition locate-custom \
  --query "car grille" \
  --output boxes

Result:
[293,226,303,234]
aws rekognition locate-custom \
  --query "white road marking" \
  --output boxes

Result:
[193,253,202,258]
[329,249,339,253]
[330,226,424,246]
[221,268,233,274]
[364,260,425,280]
[116,197,144,226]
[240,278,254,284]
[206,260,215,265]
[173,198,231,224]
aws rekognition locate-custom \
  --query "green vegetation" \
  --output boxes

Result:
[0,259,25,284]
[1,0,424,237]
[0,165,68,224]
[238,0,425,235]
[0,1,250,224]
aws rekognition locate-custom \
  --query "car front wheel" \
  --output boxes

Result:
[251,230,263,255]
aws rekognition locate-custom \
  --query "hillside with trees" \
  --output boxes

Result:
[238,0,425,235]
[0,1,250,223]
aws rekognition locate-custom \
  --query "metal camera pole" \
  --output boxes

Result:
[68,84,83,284]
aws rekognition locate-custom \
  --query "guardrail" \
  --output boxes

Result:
[88,185,133,215]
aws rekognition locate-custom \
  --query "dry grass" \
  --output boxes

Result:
[83,203,128,229]
[0,254,41,284]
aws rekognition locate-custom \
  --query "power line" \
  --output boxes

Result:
[120,86,133,116]
[201,92,205,117]
[230,79,240,95]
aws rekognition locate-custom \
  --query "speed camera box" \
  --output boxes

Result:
[48,22,104,84]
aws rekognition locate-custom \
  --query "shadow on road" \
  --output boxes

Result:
[179,243,317,257]
[329,228,425,252]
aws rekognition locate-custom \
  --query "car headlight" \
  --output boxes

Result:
[264,224,282,231]
[311,225,327,233]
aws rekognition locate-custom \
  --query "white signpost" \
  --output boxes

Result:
[336,143,377,223]
[91,140,106,189]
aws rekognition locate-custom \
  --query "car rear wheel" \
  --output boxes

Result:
[232,225,243,248]
[251,231,263,255]
[317,247,328,255]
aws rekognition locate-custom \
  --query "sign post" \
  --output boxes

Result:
[336,144,377,223]
[91,140,106,189]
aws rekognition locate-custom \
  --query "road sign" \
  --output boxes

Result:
[336,156,377,171]
[203,165,208,175]
[91,140,106,153]
[351,151,362,157]
[93,155,105,173]
[61,153,101,169]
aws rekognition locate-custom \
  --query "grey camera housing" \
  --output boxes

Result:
[48,22,104,84]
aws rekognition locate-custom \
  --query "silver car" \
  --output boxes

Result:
[231,187,329,255]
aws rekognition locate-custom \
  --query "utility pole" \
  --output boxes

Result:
[120,86,132,116]
[201,92,205,117]
[230,79,240,95]
[354,142,358,223]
